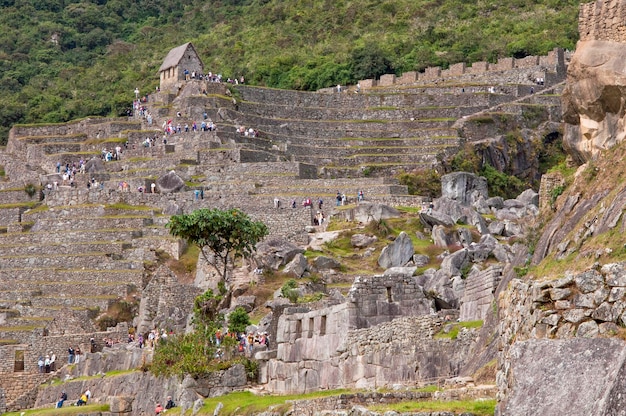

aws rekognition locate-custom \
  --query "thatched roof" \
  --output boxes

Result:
[158,42,200,72]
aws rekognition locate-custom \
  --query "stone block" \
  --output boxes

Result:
[378,74,396,86]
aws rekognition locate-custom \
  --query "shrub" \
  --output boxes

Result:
[228,306,251,334]
[397,169,441,198]
[281,279,300,303]
[480,164,524,199]
[24,183,37,198]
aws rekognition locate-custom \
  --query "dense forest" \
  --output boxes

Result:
[0,0,582,144]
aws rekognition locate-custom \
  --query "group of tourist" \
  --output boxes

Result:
[182,69,245,85]
[37,353,56,373]
[67,345,82,364]
[237,125,259,137]
[55,388,91,408]
[155,396,176,414]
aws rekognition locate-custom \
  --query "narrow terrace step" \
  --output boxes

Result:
[284,142,459,158]
[7,281,133,298]
[10,134,89,154]
[237,90,501,111]
[0,253,142,269]
[0,269,143,285]
[29,215,153,232]
[260,126,456,140]
[0,229,145,245]
[237,101,489,121]
[0,241,130,256]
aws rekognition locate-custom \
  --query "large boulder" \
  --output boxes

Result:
[350,234,378,248]
[377,232,415,269]
[351,203,401,223]
[562,38,626,164]
[156,170,185,193]
[441,172,488,205]
[499,338,626,416]
[255,238,304,270]
[283,253,309,278]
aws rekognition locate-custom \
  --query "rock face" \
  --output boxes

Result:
[156,170,185,193]
[497,262,626,415]
[377,232,414,269]
[440,172,488,206]
[562,0,626,165]
[499,338,626,416]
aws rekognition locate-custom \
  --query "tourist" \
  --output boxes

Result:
[38,356,44,373]
[75,346,81,364]
[50,352,56,372]
[155,402,164,414]
[165,396,176,410]
[336,191,341,206]
[76,392,88,406]
[68,346,75,364]
[56,391,67,408]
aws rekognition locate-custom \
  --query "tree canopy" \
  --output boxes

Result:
[166,208,269,283]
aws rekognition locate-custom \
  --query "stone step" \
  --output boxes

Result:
[0,269,144,285]
[0,294,117,313]
[28,215,153,232]
[0,253,143,269]
[284,142,458,160]
[0,229,145,245]
[0,281,132,300]
[237,100,490,121]
[0,241,130,256]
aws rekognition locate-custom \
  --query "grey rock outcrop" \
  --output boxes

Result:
[441,172,488,206]
[312,256,341,271]
[499,338,626,416]
[284,253,309,278]
[562,39,626,164]
[255,238,304,270]
[156,170,185,193]
[377,232,414,269]
[351,203,401,223]
[350,234,378,248]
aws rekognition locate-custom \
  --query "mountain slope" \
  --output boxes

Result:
[0,0,581,144]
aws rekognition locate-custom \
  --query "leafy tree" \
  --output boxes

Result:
[228,306,251,334]
[398,169,442,198]
[166,208,269,285]
[349,43,394,81]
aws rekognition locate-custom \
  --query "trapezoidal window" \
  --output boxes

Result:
[14,350,24,372]
[308,318,314,338]
[295,319,302,339]
[386,286,393,303]
[320,315,327,336]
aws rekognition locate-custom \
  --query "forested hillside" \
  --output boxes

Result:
[0,0,581,144]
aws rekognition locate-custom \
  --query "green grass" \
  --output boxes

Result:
[369,398,496,415]
[198,390,351,415]
[435,320,484,340]
[4,404,109,416]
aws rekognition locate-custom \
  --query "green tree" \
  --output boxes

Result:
[166,208,269,284]
[228,306,251,334]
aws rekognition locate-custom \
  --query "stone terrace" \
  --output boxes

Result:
[0,54,566,409]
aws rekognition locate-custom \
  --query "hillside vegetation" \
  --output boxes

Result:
[0,0,581,144]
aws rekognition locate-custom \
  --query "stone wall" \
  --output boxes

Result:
[347,274,433,328]
[34,358,247,416]
[579,0,626,42]
[360,48,568,90]
[261,273,480,393]
[459,265,503,322]
[263,313,477,393]
[538,171,566,210]
[497,262,626,411]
